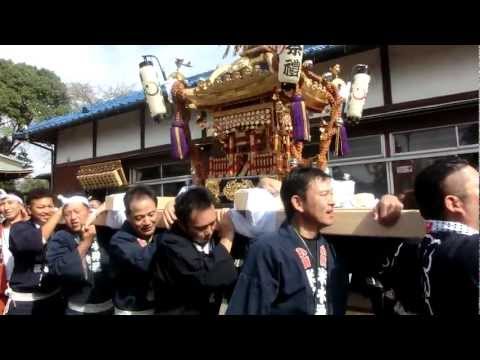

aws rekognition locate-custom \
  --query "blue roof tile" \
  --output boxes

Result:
[17,90,146,139]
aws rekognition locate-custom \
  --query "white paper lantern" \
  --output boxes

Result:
[278,45,304,84]
[346,64,371,121]
[139,60,167,121]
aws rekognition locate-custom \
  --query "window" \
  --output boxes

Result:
[162,182,187,196]
[390,123,478,197]
[147,181,189,197]
[393,126,457,153]
[303,131,384,161]
[162,162,191,178]
[136,166,161,181]
[392,123,478,154]
[132,160,192,196]
[331,135,384,160]
[303,132,389,197]
[330,163,388,199]
[458,123,479,146]
[392,152,479,204]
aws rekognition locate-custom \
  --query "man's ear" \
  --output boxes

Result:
[290,195,304,214]
[444,195,465,217]
[26,205,32,216]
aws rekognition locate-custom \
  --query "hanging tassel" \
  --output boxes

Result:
[170,116,190,160]
[339,124,351,156]
[335,125,350,156]
[291,94,310,142]
[334,129,340,156]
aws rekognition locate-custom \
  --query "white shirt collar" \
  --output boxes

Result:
[425,220,479,236]
[193,240,214,255]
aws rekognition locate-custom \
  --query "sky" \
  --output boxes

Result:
[0,45,237,176]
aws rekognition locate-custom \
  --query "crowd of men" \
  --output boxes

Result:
[0,157,478,315]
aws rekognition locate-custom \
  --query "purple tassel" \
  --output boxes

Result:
[339,125,351,156]
[291,94,310,142]
[170,119,190,160]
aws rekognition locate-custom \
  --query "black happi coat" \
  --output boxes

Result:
[9,220,58,294]
[153,225,238,315]
[227,222,348,315]
[46,226,115,306]
[381,231,479,315]
[109,221,164,311]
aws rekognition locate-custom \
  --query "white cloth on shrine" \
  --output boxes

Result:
[105,193,127,229]
[332,179,355,208]
[230,188,285,239]
[351,193,378,209]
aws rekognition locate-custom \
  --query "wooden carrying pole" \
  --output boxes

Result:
[94,194,426,239]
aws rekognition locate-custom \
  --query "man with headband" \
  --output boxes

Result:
[46,195,116,315]
[0,190,14,313]
[1,192,26,289]
[1,192,31,314]
[5,189,65,315]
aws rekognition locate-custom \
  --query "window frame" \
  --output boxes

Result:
[304,133,386,164]
[129,159,193,196]
[389,122,478,156]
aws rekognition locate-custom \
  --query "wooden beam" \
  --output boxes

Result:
[52,133,57,192]
[54,144,169,168]
[140,105,146,150]
[92,119,98,158]
[96,193,426,238]
[362,90,478,119]
[380,45,393,106]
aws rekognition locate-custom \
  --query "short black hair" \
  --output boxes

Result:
[88,196,104,203]
[414,157,470,220]
[174,187,215,226]
[124,185,158,216]
[280,166,331,221]
[26,188,54,206]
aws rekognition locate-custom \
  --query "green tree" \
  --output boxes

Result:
[15,178,49,194]
[0,59,71,159]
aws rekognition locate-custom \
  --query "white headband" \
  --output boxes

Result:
[4,193,24,205]
[58,195,90,207]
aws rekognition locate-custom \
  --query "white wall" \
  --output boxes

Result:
[190,111,203,140]
[389,45,478,103]
[56,122,93,164]
[313,48,384,109]
[145,112,171,148]
[96,110,141,156]
[145,110,203,149]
